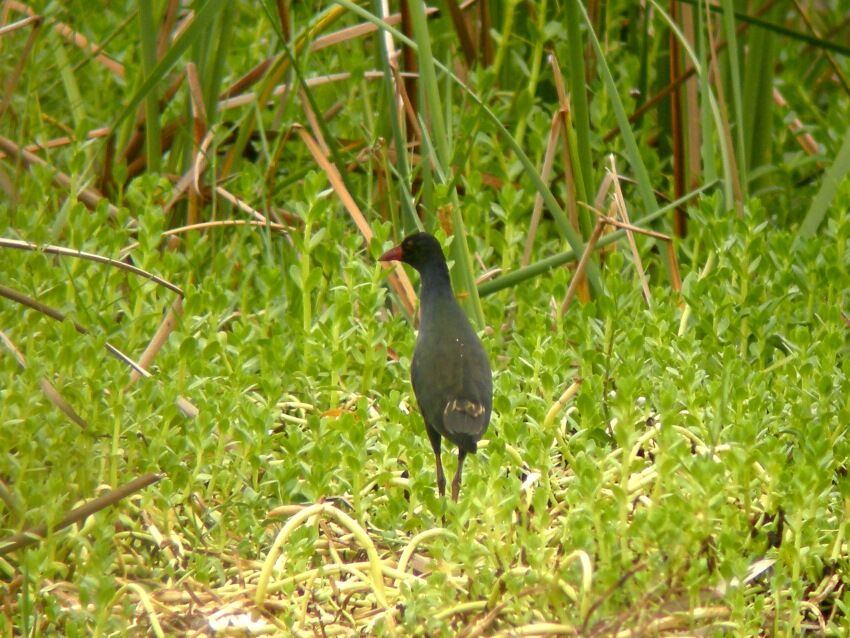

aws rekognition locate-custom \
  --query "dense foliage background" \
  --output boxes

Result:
[1,1,849,635]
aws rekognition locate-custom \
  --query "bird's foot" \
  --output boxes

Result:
[451,480,460,502]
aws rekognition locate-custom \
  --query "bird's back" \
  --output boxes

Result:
[411,293,492,452]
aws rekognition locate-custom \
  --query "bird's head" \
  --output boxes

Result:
[379,232,446,271]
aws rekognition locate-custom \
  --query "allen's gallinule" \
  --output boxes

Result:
[380,232,492,501]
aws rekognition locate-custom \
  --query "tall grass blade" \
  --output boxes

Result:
[202,2,236,122]
[797,126,850,240]
[695,0,717,191]
[574,2,658,215]
[668,0,687,235]
[408,0,483,327]
[491,0,518,79]
[564,0,594,203]
[742,22,775,187]
[113,0,228,131]
[372,0,418,230]
[676,0,850,57]
[513,0,547,150]
[719,0,747,200]
[138,0,161,173]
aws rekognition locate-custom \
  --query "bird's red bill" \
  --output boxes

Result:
[379,245,403,262]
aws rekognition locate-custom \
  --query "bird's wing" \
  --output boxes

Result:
[411,302,492,451]
[442,397,489,439]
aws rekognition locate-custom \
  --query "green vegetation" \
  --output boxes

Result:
[1,1,849,635]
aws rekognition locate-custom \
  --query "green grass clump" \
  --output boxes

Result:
[2,192,849,635]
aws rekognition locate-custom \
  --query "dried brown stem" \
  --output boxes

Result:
[0,329,89,430]
[0,473,163,555]
[521,112,561,267]
[561,220,605,315]
[4,1,124,78]
[295,125,417,316]
[0,238,183,296]
[582,205,671,241]
[128,297,184,387]
[0,135,119,216]
[603,0,778,144]
[0,283,150,378]
[610,156,651,304]
[445,0,476,67]
[0,478,22,519]
[0,14,42,120]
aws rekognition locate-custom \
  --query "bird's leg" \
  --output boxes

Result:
[451,449,467,502]
[425,423,446,497]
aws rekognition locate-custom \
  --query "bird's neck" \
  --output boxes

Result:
[418,261,455,309]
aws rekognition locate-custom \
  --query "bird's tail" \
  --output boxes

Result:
[443,398,488,453]
[456,434,478,454]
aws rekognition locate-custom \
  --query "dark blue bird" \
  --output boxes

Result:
[380,232,492,501]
